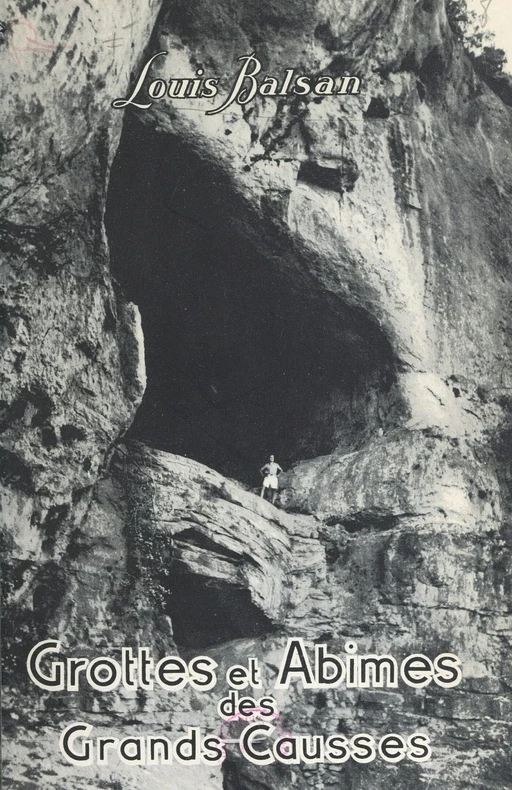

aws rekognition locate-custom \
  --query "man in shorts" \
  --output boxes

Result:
[260,454,283,504]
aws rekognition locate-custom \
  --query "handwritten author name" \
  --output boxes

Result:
[112,52,361,115]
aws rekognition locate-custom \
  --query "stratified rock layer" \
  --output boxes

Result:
[1,0,512,789]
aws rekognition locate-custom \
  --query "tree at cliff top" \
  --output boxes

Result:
[446,0,511,104]
[446,0,507,75]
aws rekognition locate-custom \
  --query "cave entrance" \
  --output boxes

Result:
[106,114,394,485]
[165,570,275,649]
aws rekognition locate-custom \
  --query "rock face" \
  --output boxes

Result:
[119,443,326,636]
[2,0,512,789]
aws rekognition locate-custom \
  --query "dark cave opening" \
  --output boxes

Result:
[106,113,395,485]
[165,570,275,649]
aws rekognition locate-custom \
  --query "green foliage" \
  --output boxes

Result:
[125,504,174,610]
[446,0,487,47]
[445,0,507,79]
[473,45,507,79]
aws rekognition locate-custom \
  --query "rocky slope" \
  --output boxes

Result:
[2,0,512,789]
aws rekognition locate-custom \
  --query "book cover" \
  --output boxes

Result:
[1,1,511,789]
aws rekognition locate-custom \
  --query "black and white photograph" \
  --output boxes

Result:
[1,0,512,788]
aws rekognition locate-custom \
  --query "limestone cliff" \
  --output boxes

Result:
[1,0,512,789]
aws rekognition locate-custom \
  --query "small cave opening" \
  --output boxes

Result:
[164,570,275,650]
[106,113,396,485]
[148,527,277,650]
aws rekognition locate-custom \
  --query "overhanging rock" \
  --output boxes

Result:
[117,442,326,641]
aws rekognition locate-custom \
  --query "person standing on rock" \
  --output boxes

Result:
[260,454,283,504]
